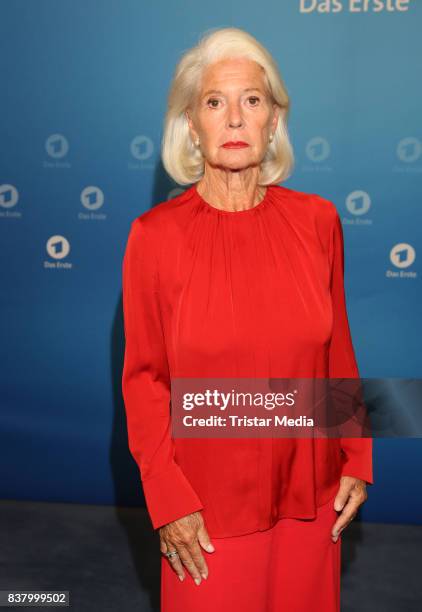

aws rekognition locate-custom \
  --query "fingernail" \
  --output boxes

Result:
[178,575,184,582]
[206,543,215,552]
[201,572,208,580]
[194,578,201,586]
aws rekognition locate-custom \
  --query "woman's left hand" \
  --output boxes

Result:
[331,476,368,543]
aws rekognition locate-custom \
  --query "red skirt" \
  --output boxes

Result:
[161,493,341,611]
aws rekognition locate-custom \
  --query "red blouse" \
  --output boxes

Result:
[121,183,373,538]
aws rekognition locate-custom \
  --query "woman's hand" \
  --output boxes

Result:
[331,476,368,543]
[159,510,215,585]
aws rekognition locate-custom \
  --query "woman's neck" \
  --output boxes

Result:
[196,167,265,212]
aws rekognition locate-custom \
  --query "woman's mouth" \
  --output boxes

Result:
[221,141,249,149]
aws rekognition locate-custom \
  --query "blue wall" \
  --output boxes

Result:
[1,0,421,524]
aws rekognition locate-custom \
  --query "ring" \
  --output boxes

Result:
[164,550,179,559]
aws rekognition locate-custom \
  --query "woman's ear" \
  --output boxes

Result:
[271,104,280,133]
[185,110,198,143]
[185,109,193,128]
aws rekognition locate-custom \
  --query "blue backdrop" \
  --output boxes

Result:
[1,0,421,524]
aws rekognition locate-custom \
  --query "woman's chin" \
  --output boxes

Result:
[212,156,260,172]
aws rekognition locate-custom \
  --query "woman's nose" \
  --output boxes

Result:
[227,102,243,128]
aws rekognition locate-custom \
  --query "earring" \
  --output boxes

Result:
[195,138,200,147]
[269,133,274,143]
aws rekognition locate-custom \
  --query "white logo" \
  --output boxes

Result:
[45,134,69,159]
[396,137,422,163]
[130,135,154,161]
[0,184,19,208]
[81,186,104,210]
[390,243,416,269]
[46,235,70,260]
[346,190,371,215]
[305,137,330,162]
[299,0,411,14]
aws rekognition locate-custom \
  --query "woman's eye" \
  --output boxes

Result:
[205,96,260,108]
[207,98,220,108]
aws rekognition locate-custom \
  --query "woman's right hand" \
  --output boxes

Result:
[159,511,215,585]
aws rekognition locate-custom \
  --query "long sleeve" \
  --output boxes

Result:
[121,217,204,529]
[328,208,374,485]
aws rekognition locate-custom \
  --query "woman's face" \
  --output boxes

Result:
[186,57,280,173]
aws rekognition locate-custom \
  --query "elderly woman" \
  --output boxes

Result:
[122,27,373,612]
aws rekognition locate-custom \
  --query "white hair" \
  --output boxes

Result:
[161,27,295,186]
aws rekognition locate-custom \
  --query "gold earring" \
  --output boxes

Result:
[195,138,200,147]
[269,133,274,143]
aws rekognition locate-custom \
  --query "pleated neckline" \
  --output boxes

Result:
[191,182,273,216]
